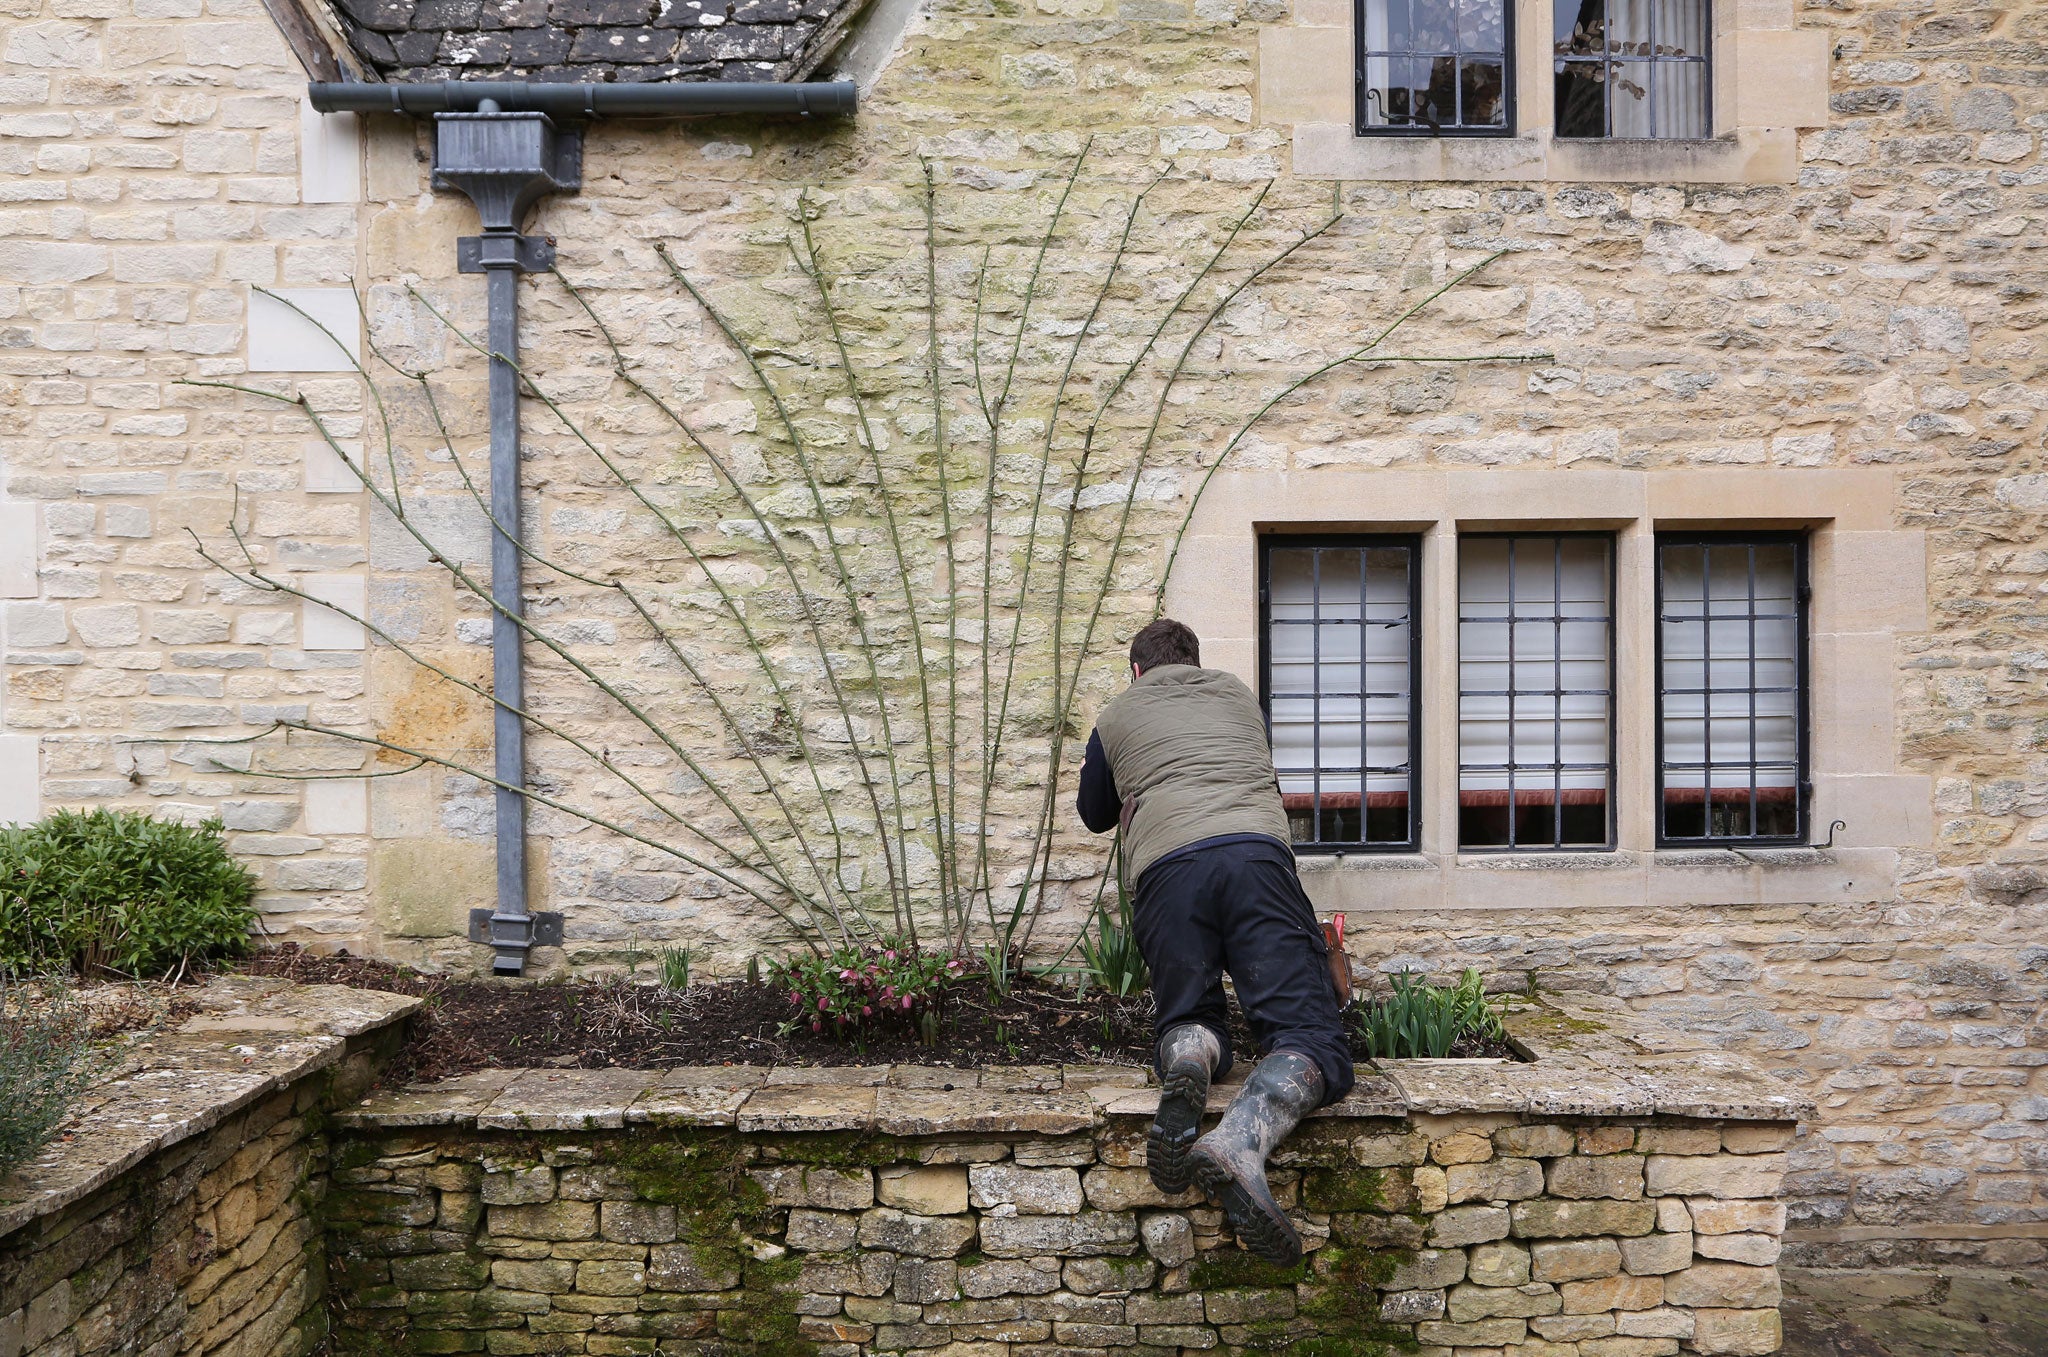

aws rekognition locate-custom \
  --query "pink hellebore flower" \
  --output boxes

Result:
[818,996,830,1012]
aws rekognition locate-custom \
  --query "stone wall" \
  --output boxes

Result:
[3,0,2046,1275]
[326,1063,1800,1357]
[0,979,417,1357]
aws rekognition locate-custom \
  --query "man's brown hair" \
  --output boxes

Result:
[1130,617,1201,672]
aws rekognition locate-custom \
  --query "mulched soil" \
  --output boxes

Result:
[231,945,1517,1084]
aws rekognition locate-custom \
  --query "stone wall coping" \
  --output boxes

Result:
[335,989,1813,1134]
[0,977,419,1242]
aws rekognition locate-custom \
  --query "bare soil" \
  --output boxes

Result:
[231,945,1515,1083]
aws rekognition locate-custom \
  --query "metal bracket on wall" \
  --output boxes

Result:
[457,234,557,274]
[470,908,565,948]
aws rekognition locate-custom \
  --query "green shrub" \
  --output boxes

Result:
[1076,888,1148,998]
[0,976,101,1179]
[1354,967,1509,1060]
[0,809,259,978]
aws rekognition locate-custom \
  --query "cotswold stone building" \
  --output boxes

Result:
[1,0,2044,1278]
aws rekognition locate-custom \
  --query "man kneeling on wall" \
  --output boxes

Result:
[1077,617,1354,1264]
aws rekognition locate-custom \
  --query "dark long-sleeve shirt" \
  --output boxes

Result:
[1077,729,1120,833]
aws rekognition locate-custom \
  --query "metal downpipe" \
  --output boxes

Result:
[486,263,529,976]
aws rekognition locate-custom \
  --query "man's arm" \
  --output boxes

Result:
[1076,729,1121,834]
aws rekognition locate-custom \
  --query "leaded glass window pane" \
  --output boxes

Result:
[1358,0,1512,134]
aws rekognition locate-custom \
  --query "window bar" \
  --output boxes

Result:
[1311,547,1323,842]
[1505,535,1518,848]
[1649,0,1658,139]
[1360,545,1370,840]
[1701,543,1713,837]
[1746,541,1760,839]
[1550,537,1564,849]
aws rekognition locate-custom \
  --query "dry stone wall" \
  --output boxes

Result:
[325,1058,1805,1357]
[0,979,418,1357]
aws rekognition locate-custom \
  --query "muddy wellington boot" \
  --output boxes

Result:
[1147,1024,1222,1194]
[1187,1050,1324,1265]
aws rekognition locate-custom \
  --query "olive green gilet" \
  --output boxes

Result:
[1092,663,1293,883]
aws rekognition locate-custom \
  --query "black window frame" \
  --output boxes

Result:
[1353,0,1519,138]
[1553,0,1715,141]
[1654,530,1811,848]
[1258,532,1424,854]
[1455,531,1618,853]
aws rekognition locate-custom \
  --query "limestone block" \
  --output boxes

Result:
[493,1258,575,1294]
[1530,1237,1622,1283]
[754,1164,875,1210]
[1138,1212,1193,1268]
[1355,1130,1432,1166]
[1126,1292,1205,1325]
[1662,1262,1781,1310]
[247,286,360,372]
[646,1243,742,1291]
[304,778,367,834]
[1430,1131,1495,1164]
[390,1251,490,1289]
[1387,1248,1469,1291]
[1693,1233,1781,1265]
[1617,1306,1695,1339]
[1064,1256,1154,1295]
[1577,1127,1635,1156]
[481,1166,555,1205]
[1618,1231,1692,1275]
[978,1210,1131,1258]
[372,840,490,939]
[1511,1199,1657,1239]
[1379,1288,1447,1322]
[973,1164,1083,1214]
[1686,1200,1785,1236]
[578,1259,647,1296]
[1561,1272,1664,1314]
[786,1209,859,1252]
[600,1201,678,1245]
[1547,1155,1646,1201]
[1720,1125,1794,1154]
[1430,1204,1511,1248]
[485,1200,596,1241]
[876,1165,968,1215]
[1413,1165,1449,1213]
[1415,1317,1527,1347]
[1655,1199,1693,1233]
[1467,1240,1530,1287]
[960,1258,1062,1298]
[801,1251,895,1298]
[1645,1154,1786,1200]
[859,1207,979,1257]
[1688,1307,1783,1355]
[1203,1288,1295,1323]
[1081,1166,1199,1211]
[1446,1281,1561,1321]
[1447,1157,1544,1204]
[1534,1312,1619,1341]
[1633,1127,1719,1156]
[1494,1125,1574,1159]
[893,1258,959,1304]
[7,602,67,647]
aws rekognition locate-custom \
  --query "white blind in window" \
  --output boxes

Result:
[1268,545,1413,803]
[1658,542,1799,793]
[1457,536,1612,799]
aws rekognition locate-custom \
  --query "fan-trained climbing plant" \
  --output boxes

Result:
[183,160,1543,965]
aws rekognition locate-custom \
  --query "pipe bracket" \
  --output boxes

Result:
[457,234,557,274]
[471,908,565,949]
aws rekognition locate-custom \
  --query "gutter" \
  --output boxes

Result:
[324,79,857,974]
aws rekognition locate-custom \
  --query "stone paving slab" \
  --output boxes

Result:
[477,1068,660,1131]
[0,976,419,1241]
[333,1068,523,1129]
[873,1088,1098,1136]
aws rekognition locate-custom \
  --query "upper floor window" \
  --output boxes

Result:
[1356,0,1512,136]
[1656,534,1808,845]
[1554,0,1711,139]
[1263,537,1421,852]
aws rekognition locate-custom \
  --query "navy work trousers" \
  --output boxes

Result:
[1130,835,1354,1107]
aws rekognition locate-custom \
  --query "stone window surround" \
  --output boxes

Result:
[1260,0,1832,184]
[1162,466,1927,916]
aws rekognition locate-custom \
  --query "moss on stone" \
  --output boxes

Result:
[1301,1166,1385,1214]
[1190,1252,1308,1289]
